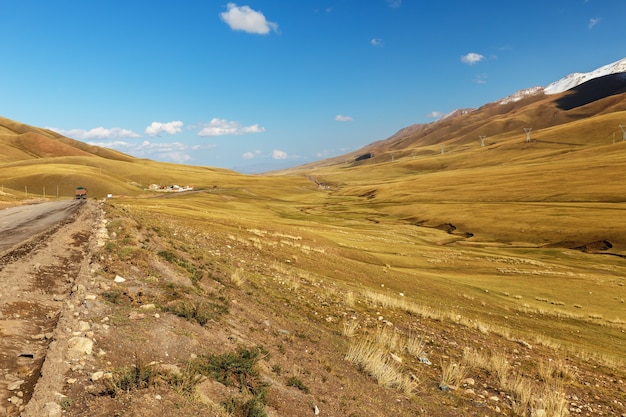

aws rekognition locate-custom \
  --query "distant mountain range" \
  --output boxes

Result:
[300,56,626,168]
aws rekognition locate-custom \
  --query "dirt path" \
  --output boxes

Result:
[0,200,100,416]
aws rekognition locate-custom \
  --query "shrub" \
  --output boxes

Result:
[286,376,310,394]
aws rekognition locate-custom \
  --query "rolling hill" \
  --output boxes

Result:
[2,58,626,416]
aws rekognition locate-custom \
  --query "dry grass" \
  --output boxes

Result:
[342,320,359,338]
[230,267,245,288]
[439,361,466,391]
[344,338,416,396]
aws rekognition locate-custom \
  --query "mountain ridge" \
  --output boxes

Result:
[295,57,626,169]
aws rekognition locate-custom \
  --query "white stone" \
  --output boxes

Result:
[114,275,126,283]
[68,337,93,355]
[91,371,105,381]
[7,380,24,391]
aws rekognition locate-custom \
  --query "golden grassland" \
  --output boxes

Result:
[2,111,626,414]
[91,178,624,415]
[103,172,625,366]
[1,114,625,365]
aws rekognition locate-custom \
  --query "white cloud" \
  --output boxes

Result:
[243,150,261,159]
[198,118,265,136]
[386,0,402,8]
[370,38,383,47]
[427,111,443,118]
[272,150,287,160]
[49,126,140,140]
[588,17,601,29]
[335,114,353,122]
[220,3,278,35]
[87,139,196,163]
[461,52,485,65]
[145,120,183,136]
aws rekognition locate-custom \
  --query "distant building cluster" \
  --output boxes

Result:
[149,184,194,192]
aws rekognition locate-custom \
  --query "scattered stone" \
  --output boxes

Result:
[78,321,91,332]
[139,303,156,310]
[8,396,22,406]
[114,275,126,283]
[419,356,432,365]
[462,378,475,386]
[68,337,93,355]
[85,294,97,300]
[91,371,105,381]
[43,401,62,417]
[129,311,146,320]
[7,380,24,391]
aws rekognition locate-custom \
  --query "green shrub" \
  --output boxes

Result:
[286,376,310,393]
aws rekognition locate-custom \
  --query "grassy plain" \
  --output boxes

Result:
[87,158,625,414]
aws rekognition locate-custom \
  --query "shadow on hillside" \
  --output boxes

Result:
[556,73,626,110]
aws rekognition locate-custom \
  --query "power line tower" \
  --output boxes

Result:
[479,135,486,148]
[619,125,626,141]
[524,128,532,143]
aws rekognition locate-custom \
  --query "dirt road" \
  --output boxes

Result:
[0,200,99,416]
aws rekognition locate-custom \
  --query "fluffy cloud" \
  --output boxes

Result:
[220,3,278,34]
[272,150,287,160]
[335,114,353,122]
[386,0,402,8]
[198,118,265,136]
[48,126,140,140]
[461,52,485,65]
[370,38,383,47]
[145,120,183,136]
[427,111,443,118]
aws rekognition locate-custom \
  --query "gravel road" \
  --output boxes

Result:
[0,199,99,416]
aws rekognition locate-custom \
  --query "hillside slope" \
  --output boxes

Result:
[290,71,626,173]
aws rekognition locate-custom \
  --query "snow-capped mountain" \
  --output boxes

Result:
[441,57,626,120]
[494,56,626,106]
[496,86,544,105]
[544,56,626,95]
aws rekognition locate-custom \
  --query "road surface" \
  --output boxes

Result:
[0,199,98,415]
[0,200,83,253]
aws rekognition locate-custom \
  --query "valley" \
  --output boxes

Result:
[1,65,626,415]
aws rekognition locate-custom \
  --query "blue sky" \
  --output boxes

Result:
[1,1,624,173]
